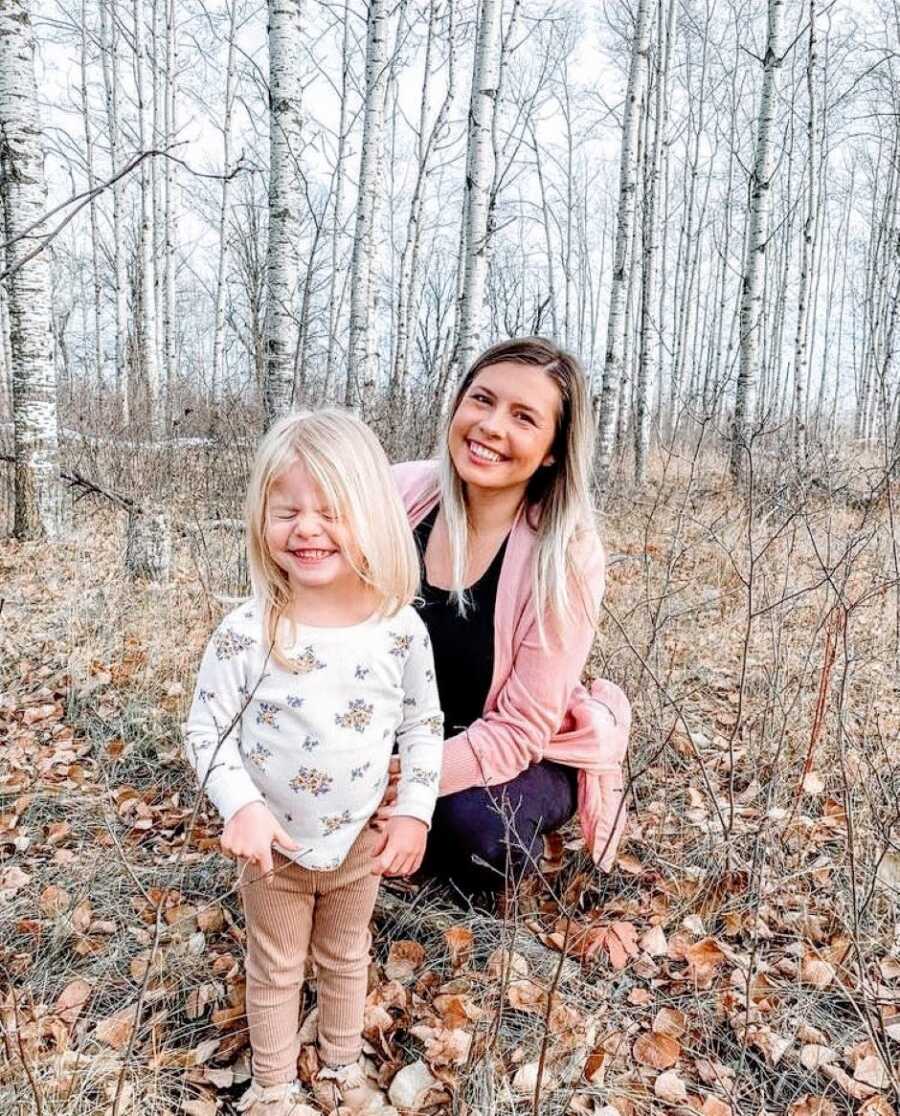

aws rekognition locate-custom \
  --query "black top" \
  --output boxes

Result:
[413,505,509,740]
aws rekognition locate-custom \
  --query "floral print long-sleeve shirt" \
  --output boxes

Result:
[183,600,443,870]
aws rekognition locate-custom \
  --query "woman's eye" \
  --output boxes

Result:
[516,412,534,425]
[471,392,490,404]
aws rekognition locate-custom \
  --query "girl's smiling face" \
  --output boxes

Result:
[448,361,561,497]
[265,460,360,597]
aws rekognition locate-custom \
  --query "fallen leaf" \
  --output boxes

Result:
[485,948,528,980]
[409,1024,471,1066]
[639,925,668,957]
[700,1098,731,1116]
[876,853,900,892]
[507,978,546,1014]
[683,938,726,987]
[859,1098,897,1116]
[654,1070,687,1104]
[384,940,425,983]
[855,1056,890,1090]
[512,1060,555,1095]
[0,866,31,896]
[95,1009,135,1050]
[633,1031,680,1070]
[54,979,92,1027]
[799,1045,838,1070]
[802,771,825,795]
[388,1059,443,1109]
[787,1097,838,1116]
[583,1048,607,1085]
[652,1007,686,1038]
[801,958,835,989]
[40,885,71,917]
[443,926,473,970]
[820,1063,876,1100]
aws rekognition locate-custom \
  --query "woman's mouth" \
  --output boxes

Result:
[467,439,507,465]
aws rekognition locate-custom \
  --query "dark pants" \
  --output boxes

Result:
[420,760,578,897]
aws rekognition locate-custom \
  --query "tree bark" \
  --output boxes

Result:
[263,0,304,427]
[730,0,783,483]
[347,0,387,411]
[454,0,503,376]
[0,0,63,539]
[596,0,652,489]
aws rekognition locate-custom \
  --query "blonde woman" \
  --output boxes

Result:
[383,337,630,900]
[184,410,442,1115]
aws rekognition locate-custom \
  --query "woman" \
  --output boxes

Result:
[385,337,630,898]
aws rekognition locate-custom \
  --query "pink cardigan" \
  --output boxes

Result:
[393,460,630,871]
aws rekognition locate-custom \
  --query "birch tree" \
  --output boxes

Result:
[596,0,652,488]
[0,0,63,539]
[135,0,162,432]
[211,0,239,401]
[454,0,503,376]
[790,0,817,466]
[99,0,129,419]
[730,0,783,483]
[635,0,677,483]
[347,0,387,410]
[263,0,304,427]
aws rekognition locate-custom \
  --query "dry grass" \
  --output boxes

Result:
[1,441,898,1116]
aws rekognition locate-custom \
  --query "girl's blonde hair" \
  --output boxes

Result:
[246,408,419,659]
[438,337,598,638]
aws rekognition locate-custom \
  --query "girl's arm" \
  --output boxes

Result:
[182,619,265,823]
[439,540,604,795]
[392,617,444,824]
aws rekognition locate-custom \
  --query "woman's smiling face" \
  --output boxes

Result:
[448,361,561,497]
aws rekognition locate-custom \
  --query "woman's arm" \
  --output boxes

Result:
[439,536,604,795]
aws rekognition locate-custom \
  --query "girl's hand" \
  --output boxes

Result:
[369,757,401,832]
[221,801,300,874]
[371,815,428,877]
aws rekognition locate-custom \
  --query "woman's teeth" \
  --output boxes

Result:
[293,549,332,560]
[469,441,504,463]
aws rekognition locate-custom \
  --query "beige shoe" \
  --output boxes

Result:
[236,1078,318,1116]
[312,1059,393,1114]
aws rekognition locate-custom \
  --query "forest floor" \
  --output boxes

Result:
[1,449,899,1116]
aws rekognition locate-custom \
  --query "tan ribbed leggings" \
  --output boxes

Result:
[239,827,381,1084]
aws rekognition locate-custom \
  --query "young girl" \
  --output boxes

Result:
[184,409,442,1116]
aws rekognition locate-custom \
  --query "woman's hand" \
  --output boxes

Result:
[221,801,300,874]
[369,756,401,831]
[370,814,428,877]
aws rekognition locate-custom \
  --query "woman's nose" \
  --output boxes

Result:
[478,410,505,439]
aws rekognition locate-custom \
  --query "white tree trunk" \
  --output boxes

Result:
[730,0,783,482]
[392,0,455,402]
[454,0,503,375]
[134,0,161,433]
[596,0,652,488]
[163,0,177,418]
[211,0,238,403]
[99,0,129,421]
[0,0,63,540]
[80,0,104,392]
[263,0,304,426]
[791,0,817,468]
[635,0,677,483]
[347,0,387,410]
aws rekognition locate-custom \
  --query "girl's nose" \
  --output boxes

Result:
[292,512,322,538]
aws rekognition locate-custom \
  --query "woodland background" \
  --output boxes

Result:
[1,0,899,1113]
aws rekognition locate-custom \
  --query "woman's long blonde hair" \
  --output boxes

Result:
[438,337,598,638]
[246,409,419,660]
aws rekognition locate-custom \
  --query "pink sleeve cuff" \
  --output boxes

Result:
[438,736,490,796]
